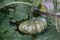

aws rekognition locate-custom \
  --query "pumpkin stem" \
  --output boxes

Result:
[29,6,34,20]
[29,1,36,21]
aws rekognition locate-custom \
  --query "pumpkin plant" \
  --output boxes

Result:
[0,0,60,40]
[2,0,47,35]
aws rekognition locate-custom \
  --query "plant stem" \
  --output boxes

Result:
[29,5,35,20]
[53,0,59,32]
[5,2,32,6]
[1,1,32,9]
[29,1,36,20]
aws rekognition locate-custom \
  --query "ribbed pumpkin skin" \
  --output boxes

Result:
[18,18,47,34]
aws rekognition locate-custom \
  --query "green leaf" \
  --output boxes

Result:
[0,33,4,40]
[46,16,55,26]
[1,30,33,40]
[10,4,31,21]
[0,19,10,33]
[35,26,60,40]
[2,30,23,40]
[22,35,33,40]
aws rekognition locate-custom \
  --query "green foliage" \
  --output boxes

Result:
[35,26,60,40]
[0,0,60,40]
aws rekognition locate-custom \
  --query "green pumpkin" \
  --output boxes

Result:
[18,17,47,34]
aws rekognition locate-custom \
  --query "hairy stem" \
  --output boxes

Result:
[1,1,32,9]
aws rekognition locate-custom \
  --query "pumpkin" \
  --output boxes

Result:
[18,17,47,34]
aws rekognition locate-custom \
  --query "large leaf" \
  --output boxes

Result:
[35,26,60,40]
[9,4,31,21]
[0,18,10,33]
[2,30,23,40]
[1,30,33,40]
